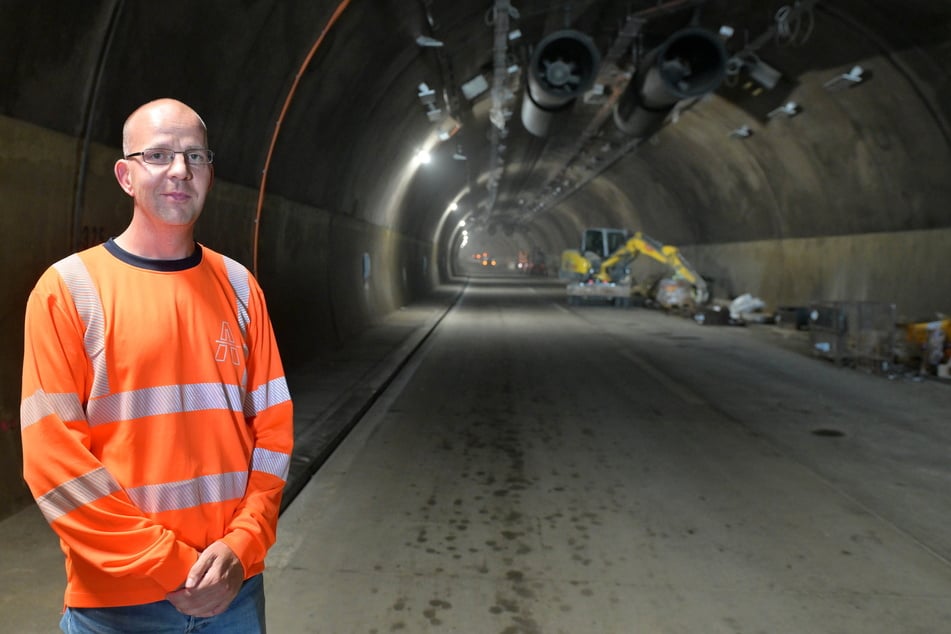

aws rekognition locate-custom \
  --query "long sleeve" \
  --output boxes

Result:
[21,244,294,608]
[20,267,199,597]
[218,269,294,571]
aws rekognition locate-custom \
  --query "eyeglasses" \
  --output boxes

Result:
[125,148,215,165]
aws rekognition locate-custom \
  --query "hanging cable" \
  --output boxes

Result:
[775,1,816,46]
[73,0,125,251]
[252,0,353,276]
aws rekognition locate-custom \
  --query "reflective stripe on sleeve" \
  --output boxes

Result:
[222,255,252,393]
[126,472,248,514]
[243,377,291,419]
[37,466,122,523]
[87,383,243,427]
[53,254,110,399]
[251,448,291,482]
[222,256,251,344]
[20,389,85,429]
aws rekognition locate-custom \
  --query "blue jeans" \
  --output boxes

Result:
[60,573,266,634]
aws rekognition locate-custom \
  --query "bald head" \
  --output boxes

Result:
[121,99,208,156]
[113,98,214,258]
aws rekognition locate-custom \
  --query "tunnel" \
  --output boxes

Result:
[2,0,951,629]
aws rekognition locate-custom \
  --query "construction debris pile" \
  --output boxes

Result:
[743,300,949,380]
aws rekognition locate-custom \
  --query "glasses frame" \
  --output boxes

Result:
[125,148,215,166]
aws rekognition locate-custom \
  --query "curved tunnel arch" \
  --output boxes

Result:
[253,0,354,276]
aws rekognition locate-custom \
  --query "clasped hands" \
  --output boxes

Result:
[166,541,245,618]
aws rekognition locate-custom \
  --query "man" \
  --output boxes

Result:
[20,98,294,633]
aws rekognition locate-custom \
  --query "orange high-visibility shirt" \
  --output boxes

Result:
[20,240,294,608]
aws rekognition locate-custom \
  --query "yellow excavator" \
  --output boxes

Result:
[561,228,709,307]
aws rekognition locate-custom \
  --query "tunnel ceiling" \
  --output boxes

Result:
[3,0,951,258]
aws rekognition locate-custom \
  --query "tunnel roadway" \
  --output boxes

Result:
[2,277,951,632]
[265,278,951,633]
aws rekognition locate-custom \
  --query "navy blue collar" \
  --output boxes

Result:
[104,238,202,272]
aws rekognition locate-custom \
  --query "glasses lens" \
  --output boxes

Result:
[185,150,214,165]
[142,149,174,164]
[138,149,214,165]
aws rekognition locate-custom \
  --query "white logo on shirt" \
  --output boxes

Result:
[215,321,240,365]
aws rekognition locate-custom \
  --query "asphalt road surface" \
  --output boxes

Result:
[266,279,951,633]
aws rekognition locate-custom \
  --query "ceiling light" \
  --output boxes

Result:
[768,101,800,118]
[824,65,865,90]
[461,75,489,100]
[844,66,864,82]
[413,149,431,166]
[416,35,444,47]
[417,83,436,104]
[730,125,752,138]
[749,59,781,90]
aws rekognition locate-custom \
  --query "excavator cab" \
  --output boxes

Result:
[582,228,629,260]
[561,228,630,280]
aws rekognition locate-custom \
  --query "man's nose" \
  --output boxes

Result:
[167,153,193,179]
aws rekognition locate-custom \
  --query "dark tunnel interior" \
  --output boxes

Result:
[1,0,950,518]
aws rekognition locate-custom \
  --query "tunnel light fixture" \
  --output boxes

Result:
[413,149,432,166]
[718,25,735,40]
[417,83,436,104]
[824,65,865,91]
[844,65,865,82]
[449,202,458,211]
[418,82,445,122]
[749,59,781,90]
[729,125,753,139]
[461,74,489,100]
[416,35,444,47]
[768,101,800,118]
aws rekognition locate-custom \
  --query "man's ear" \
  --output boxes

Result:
[114,159,134,196]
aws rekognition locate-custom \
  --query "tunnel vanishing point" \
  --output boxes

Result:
[1,0,950,519]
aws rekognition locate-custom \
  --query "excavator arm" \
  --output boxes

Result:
[594,232,709,304]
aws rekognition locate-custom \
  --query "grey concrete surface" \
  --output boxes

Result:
[267,280,951,633]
